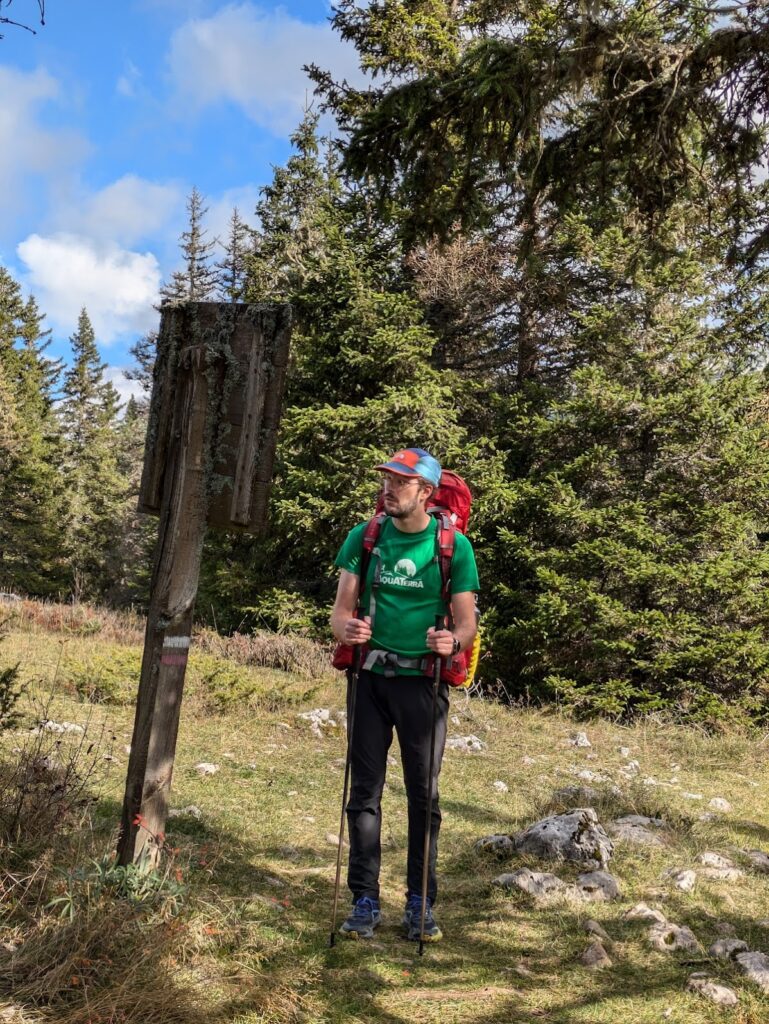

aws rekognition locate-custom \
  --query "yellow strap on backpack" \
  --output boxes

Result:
[463,628,482,687]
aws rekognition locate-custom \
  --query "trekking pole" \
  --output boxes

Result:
[418,613,444,956]
[329,624,362,948]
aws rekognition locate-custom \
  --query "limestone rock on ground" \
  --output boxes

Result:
[194,762,219,777]
[708,938,748,959]
[582,919,613,946]
[576,870,621,901]
[493,780,509,793]
[554,785,601,805]
[168,804,203,819]
[446,734,487,752]
[624,902,667,924]
[648,922,701,953]
[736,951,769,993]
[570,731,592,748]
[608,817,667,847]
[513,808,613,868]
[475,834,516,858]
[697,851,734,869]
[746,850,769,873]
[699,867,744,882]
[714,922,737,937]
[581,940,612,969]
[493,868,567,897]
[686,973,739,1006]
[708,797,733,812]
[665,868,697,893]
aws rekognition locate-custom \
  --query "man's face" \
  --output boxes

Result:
[380,472,428,518]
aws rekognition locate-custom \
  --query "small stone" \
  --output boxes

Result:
[608,821,666,847]
[493,780,509,793]
[665,868,697,893]
[682,792,702,800]
[575,769,607,783]
[746,850,769,873]
[446,734,487,752]
[648,922,701,953]
[475,834,515,858]
[642,776,658,786]
[553,785,600,805]
[450,714,461,726]
[514,963,534,978]
[618,746,631,757]
[687,973,739,1006]
[583,919,612,946]
[736,951,769,993]
[757,919,769,929]
[168,804,202,819]
[614,814,666,828]
[697,851,734,869]
[287,790,298,797]
[708,797,732,812]
[709,938,748,959]
[302,816,315,823]
[325,832,348,847]
[521,756,536,766]
[699,867,744,882]
[624,902,666,924]
[581,940,612,969]
[194,762,219,777]
[494,868,567,897]
[576,870,621,902]
[570,731,592,748]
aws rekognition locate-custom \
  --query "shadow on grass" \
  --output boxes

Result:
[11,789,769,1024]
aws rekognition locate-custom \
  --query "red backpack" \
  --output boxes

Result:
[332,471,477,686]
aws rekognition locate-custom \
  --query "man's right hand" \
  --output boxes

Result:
[344,615,372,645]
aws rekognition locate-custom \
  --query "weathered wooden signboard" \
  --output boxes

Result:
[117,301,292,866]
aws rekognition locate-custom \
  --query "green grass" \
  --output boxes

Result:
[2,619,769,1023]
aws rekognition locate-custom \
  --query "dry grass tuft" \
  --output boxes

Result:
[196,628,334,681]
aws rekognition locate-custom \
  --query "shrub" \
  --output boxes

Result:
[61,646,141,705]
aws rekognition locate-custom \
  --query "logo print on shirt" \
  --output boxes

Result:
[380,555,424,589]
[394,558,417,578]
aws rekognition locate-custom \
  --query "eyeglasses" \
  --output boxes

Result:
[379,474,420,490]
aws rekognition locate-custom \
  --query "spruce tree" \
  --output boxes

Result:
[59,308,126,600]
[160,186,218,303]
[0,267,66,596]
[217,208,253,302]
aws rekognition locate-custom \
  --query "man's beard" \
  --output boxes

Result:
[385,493,420,518]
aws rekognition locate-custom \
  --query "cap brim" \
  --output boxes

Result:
[373,462,421,477]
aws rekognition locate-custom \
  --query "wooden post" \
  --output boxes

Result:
[117,302,291,867]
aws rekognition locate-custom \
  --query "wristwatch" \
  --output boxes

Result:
[451,635,461,655]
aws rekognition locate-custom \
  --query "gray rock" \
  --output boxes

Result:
[648,922,701,953]
[446,734,487,752]
[746,850,769,873]
[583,919,612,946]
[665,868,697,893]
[570,731,592,748]
[708,938,748,959]
[682,792,703,800]
[699,867,744,882]
[194,762,219,776]
[493,780,509,793]
[708,797,732,812]
[513,808,613,868]
[168,804,203,819]
[618,746,631,757]
[625,902,666,924]
[581,940,612,969]
[736,951,769,993]
[521,756,536,766]
[614,814,666,828]
[619,760,641,777]
[575,769,608,783]
[494,868,567,897]
[475,834,516,858]
[608,822,666,847]
[686,973,739,1006]
[697,851,734,869]
[576,870,621,902]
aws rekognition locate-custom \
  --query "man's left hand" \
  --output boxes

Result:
[426,627,456,658]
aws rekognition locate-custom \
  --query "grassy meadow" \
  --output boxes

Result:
[2,601,769,1023]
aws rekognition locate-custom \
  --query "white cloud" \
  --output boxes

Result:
[16,233,161,344]
[53,174,183,248]
[167,3,366,135]
[0,66,89,224]
[116,60,143,98]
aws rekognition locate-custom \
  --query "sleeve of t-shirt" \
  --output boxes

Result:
[334,522,367,574]
[451,532,480,593]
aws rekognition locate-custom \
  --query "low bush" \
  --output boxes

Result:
[61,646,142,705]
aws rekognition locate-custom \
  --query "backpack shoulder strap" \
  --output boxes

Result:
[357,513,387,613]
[435,512,456,606]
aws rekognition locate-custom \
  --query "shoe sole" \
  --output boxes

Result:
[405,928,443,942]
[339,918,381,940]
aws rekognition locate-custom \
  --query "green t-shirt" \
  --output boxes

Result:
[335,516,480,670]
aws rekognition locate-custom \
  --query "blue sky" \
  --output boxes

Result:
[1,0,364,402]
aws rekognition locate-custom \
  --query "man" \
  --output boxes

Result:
[330,447,480,941]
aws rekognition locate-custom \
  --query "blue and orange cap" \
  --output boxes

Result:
[374,448,442,487]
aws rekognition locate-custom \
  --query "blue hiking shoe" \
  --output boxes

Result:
[339,896,382,940]
[402,894,443,942]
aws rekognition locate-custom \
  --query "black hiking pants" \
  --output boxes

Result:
[346,668,449,905]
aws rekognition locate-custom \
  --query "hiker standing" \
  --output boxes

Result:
[330,448,480,941]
